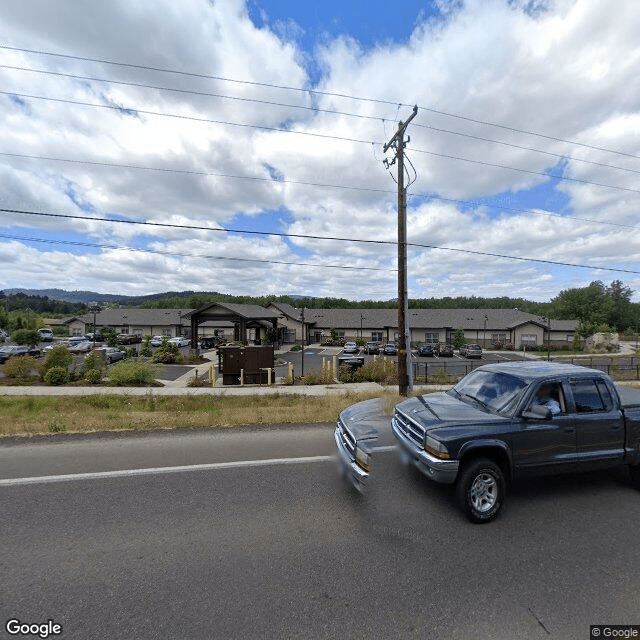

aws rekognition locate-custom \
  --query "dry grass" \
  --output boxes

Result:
[0,389,403,437]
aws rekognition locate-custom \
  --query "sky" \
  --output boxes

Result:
[0,0,639,303]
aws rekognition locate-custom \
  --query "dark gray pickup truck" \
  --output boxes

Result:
[335,361,640,523]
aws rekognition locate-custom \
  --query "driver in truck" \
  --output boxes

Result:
[535,383,562,415]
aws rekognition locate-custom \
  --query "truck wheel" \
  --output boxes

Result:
[630,465,640,490]
[456,457,505,524]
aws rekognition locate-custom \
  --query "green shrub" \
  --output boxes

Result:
[41,346,73,378]
[339,358,397,384]
[2,355,39,378]
[11,328,41,346]
[152,341,180,364]
[301,372,319,385]
[139,336,153,357]
[84,368,103,384]
[107,361,160,386]
[44,366,70,386]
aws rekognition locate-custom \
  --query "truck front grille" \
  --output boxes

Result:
[337,419,356,459]
[393,409,425,447]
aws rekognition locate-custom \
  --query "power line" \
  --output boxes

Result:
[4,87,639,195]
[0,90,375,147]
[5,63,638,178]
[2,208,638,276]
[2,151,638,232]
[3,44,637,161]
[0,232,393,272]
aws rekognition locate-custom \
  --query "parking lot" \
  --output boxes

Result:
[278,343,640,381]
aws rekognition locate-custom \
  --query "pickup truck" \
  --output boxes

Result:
[335,361,640,523]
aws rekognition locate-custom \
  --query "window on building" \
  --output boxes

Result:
[491,333,506,345]
[425,333,439,344]
[371,331,383,342]
[521,334,537,347]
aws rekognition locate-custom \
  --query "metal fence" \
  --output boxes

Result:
[411,356,640,381]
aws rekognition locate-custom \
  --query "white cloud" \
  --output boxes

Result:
[0,0,638,301]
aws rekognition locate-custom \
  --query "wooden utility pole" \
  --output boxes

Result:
[384,105,418,396]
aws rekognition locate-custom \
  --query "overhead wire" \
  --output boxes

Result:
[2,208,639,276]
[3,88,639,196]
[2,151,638,232]
[1,45,639,280]
[3,62,639,177]
[2,44,638,161]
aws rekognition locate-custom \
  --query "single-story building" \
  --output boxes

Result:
[64,304,579,350]
[266,303,579,349]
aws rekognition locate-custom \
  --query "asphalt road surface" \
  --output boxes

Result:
[2,427,639,639]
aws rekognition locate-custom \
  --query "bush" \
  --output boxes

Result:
[40,346,73,378]
[339,358,397,384]
[44,366,70,386]
[2,355,39,378]
[139,336,153,357]
[11,328,41,346]
[301,372,319,385]
[84,368,103,384]
[152,341,180,364]
[107,361,160,386]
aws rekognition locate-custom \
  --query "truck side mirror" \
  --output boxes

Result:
[522,404,552,420]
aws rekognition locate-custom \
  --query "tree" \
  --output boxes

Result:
[11,328,40,346]
[451,328,466,349]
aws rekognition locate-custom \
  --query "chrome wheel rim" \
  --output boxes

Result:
[470,472,497,512]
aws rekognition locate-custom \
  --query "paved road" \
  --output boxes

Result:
[2,427,639,639]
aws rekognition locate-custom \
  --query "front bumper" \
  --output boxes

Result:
[334,424,369,490]
[391,417,459,484]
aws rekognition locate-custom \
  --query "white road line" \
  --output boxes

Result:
[0,455,336,487]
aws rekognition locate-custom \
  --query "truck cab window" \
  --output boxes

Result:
[570,379,605,413]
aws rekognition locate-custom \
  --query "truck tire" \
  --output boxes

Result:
[456,457,505,524]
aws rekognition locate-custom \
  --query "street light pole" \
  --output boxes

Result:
[89,304,101,348]
[300,307,305,377]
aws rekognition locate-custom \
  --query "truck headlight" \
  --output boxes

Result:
[355,444,372,472]
[424,436,450,460]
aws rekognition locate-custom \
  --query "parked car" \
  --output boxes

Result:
[417,343,434,357]
[434,342,454,357]
[460,343,483,358]
[363,341,380,355]
[200,336,221,349]
[38,328,54,342]
[84,332,104,343]
[169,337,190,347]
[68,340,94,353]
[343,341,359,354]
[117,333,142,344]
[88,347,127,364]
[150,335,166,347]
[383,342,397,356]
[0,345,41,363]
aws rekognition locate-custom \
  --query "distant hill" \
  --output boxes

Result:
[2,288,208,306]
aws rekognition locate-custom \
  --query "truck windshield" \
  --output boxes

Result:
[449,370,528,415]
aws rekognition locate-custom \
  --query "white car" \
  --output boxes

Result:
[68,340,94,353]
[169,337,190,347]
[150,336,166,347]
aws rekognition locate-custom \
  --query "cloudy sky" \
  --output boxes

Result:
[1,0,639,302]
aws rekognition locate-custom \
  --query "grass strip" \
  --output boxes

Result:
[0,390,401,437]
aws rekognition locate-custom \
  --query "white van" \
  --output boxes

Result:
[38,328,54,342]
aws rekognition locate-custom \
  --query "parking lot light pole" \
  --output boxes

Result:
[299,307,305,377]
[90,304,101,348]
